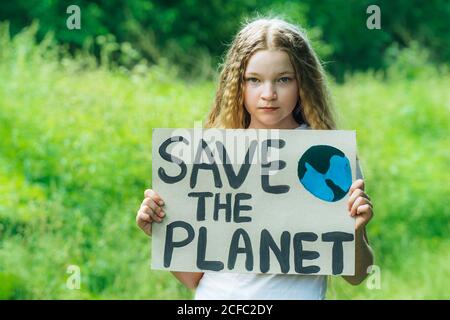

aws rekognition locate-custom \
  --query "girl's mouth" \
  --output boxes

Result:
[260,107,279,112]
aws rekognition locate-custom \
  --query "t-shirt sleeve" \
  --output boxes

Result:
[355,158,364,180]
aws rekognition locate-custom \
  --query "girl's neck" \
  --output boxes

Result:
[247,117,300,130]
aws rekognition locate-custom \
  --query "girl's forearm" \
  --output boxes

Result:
[343,227,374,285]
[171,271,204,290]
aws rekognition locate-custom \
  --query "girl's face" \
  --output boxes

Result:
[243,50,299,129]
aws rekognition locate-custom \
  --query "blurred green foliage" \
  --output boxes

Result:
[0,0,449,80]
[0,13,449,299]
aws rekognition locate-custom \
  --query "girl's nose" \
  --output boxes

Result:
[261,82,277,100]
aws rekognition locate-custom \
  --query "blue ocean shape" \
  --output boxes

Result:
[300,155,351,202]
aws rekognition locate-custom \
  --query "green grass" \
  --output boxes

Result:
[0,23,449,299]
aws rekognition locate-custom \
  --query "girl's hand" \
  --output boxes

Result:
[136,189,165,236]
[347,179,373,231]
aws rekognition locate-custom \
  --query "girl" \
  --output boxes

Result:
[136,17,374,299]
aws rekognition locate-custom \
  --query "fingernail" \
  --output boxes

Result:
[159,200,164,206]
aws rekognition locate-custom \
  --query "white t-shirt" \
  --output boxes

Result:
[194,272,328,300]
[194,123,363,300]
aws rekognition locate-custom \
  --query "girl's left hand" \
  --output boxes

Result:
[348,179,373,231]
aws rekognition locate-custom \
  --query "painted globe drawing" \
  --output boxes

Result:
[297,145,352,202]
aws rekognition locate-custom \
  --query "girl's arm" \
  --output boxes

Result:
[342,227,374,285]
[171,271,204,289]
[343,179,374,285]
[136,190,205,290]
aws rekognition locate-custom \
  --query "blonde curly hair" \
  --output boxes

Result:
[204,17,336,129]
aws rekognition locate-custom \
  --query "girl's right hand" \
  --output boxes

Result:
[136,189,165,236]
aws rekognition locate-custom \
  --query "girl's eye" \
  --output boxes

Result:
[278,77,291,83]
[245,77,259,83]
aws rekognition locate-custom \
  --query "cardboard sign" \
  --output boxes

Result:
[151,128,356,275]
